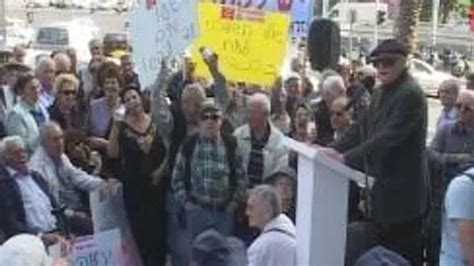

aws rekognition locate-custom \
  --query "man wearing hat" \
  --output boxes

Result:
[172,100,247,260]
[321,39,428,265]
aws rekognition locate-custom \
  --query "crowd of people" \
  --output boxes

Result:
[0,37,472,266]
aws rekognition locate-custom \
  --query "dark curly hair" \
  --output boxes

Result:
[97,62,123,89]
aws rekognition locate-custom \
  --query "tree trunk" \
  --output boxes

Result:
[394,0,423,55]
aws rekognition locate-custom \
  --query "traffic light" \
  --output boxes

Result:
[377,10,386,25]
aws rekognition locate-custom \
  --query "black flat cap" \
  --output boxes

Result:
[369,39,408,59]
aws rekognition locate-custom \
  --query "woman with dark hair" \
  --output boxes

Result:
[48,74,86,132]
[87,63,123,144]
[288,103,317,170]
[107,87,167,266]
[6,73,49,154]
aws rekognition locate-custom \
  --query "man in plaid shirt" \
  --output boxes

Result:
[172,101,247,241]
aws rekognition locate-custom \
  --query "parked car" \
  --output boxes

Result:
[25,0,50,8]
[32,21,99,65]
[409,58,463,97]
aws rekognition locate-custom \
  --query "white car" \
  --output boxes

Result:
[25,0,50,8]
[32,21,99,65]
[72,0,92,9]
[409,58,460,97]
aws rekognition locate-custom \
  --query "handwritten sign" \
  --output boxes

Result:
[90,183,143,266]
[192,3,290,85]
[129,0,198,87]
[70,229,121,266]
[200,0,314,38]
[199,0,295,12]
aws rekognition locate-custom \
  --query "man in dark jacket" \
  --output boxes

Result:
[320,39,428,265]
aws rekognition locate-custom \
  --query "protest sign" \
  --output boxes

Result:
[69,229,121,266]
[90,182,143,266]
[192,3,290,85]
[129,0,198,87]
[199,0,314,38]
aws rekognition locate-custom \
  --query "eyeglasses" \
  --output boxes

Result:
[201,113,221,121]
[372,57,398,68]
[456,103,474,112]
[61,90,77,96]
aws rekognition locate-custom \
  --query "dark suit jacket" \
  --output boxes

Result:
[0,167,59,238]
[330,71,428,224]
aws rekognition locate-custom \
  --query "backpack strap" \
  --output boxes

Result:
[183,133,200,193]
[221,134,237,195]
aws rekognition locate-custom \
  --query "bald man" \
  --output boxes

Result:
[436,80,460,132]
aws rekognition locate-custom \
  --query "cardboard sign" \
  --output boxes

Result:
[192,3,290,85]
[199,0,314,38]
[70,229,121,266]
[90,183,143,266]
[129,0,198,87]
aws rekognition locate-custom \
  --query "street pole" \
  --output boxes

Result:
[374,0,379,46]
[432,0,440,48]
[0,0,5,49]
[322,0,329,17]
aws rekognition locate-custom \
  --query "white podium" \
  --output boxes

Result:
[284,138,371,266]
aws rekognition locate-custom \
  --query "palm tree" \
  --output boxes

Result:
[394,0,423,55]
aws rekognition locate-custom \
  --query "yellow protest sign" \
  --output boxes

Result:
[191,3,290,86]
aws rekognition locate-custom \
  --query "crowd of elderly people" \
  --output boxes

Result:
[0,38,473,266]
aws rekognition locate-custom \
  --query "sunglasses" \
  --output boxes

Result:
[201,113,221,121]
[330,111,345,117]
[372,57,399,68]
[456,103,474,112]
[61,90,77,96]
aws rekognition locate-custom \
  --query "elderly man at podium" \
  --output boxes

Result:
[320,39,429,265]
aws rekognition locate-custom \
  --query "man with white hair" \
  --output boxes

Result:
[313,73,346,145]
[430,89,474,186]
[234,93,288,188]
[29,122,105,234]
[428,89,474,264]
[35,57,56,108]
[246,185,296,266]
[0,136,65,246]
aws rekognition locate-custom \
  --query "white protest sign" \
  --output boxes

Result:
[129,0,198,87]
[90,182,143,266]
[70,229,121,266]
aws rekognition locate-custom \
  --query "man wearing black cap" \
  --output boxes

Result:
[320,39,428,265]
[171,100,247,261]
